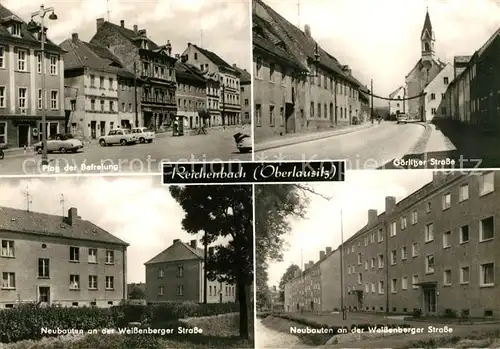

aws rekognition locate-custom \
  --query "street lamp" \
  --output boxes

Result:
[31,5,58,166]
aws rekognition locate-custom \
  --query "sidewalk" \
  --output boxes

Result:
[422,123,457,154]
[255,123,376,152]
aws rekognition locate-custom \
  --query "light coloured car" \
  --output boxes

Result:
[98,129,137,146]
[131,127,155,143]
[397,113,409,124]
[33,134,84,154]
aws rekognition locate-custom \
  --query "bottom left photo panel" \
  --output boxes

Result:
[0,176,254,349]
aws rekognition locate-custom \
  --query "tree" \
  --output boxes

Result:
[128,285,146,300]
[278,264,301,302]
[169,185,253,339]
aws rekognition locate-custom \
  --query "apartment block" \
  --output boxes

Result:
[0,206,129,308]
[343,171,500,318]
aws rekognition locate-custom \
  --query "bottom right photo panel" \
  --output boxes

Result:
[255,170,499,349]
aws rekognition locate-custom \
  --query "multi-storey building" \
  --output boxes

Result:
[174,60,207,130]
[61,33,137,139]
[343,171,500,318]
[0,4,65,149]
[0,206,128,308]
[388,86,406,116]
[233,65,252,124]
[252,0,366,142]
[144,239,236,303]
[182,43,241,126]
[90,19,177,130]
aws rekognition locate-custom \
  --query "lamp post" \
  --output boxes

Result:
[340,209,347,320]
[31,5,57,166]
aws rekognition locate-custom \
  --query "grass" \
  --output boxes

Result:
[261,315,333,346]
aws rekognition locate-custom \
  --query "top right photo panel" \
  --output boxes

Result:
[252,0,500,170]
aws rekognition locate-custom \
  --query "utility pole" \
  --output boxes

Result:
[403,87,406,113]
[204,231,208,304]
[370,79,374,121]
[25,186,32,212]
[133,61,139,127]
[221,84,226,126]
[340,209,346,320]
[60,194,65,218]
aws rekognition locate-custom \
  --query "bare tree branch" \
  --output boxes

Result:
[293,184,332,201]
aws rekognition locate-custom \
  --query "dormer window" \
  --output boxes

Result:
[141,40,148,50]
[10,23,21,37]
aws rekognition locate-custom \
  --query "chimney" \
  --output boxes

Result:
[368,209,378,224]
[433,171,449,187]
[208,247,214,255]
[96,18,105,31]
[304,24,311,37]
[173,238,180,244]
[181,55,188,63]
[71,33,78,42]
[342,65,352,76]
[133,25,138,33]
[233,63,237,68]
[385,196,396,215]
[320,251,326,260]
[326,247,332,254]
[190,239,197,249]
[175,54,180,59]
[67,207,79,226]
[120,20,125,27]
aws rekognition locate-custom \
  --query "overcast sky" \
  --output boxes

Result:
[0,176,207,284]
[5,0,251,70]
[266,170,434,287]
[263,0,500,98]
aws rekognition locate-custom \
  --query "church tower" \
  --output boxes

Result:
[421,9,435,64]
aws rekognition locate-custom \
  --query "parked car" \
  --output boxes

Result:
[33,134,84,154]
[131,127,155,143]
[397,113,409,124]
[99,129,137,146]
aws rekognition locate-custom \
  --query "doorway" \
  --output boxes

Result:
[18,124,29,148]
[100,121,106,136]
[90,121,97,139]
[310,301,314,311]
[219,293,223,304]
[38,286,50,304]
[423,288,436,315]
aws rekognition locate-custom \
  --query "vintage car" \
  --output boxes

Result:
[131,127,155,143]
[233,133,252,153]
[98,129,137,146]
[396,113,409,124]
[33,134,84,154]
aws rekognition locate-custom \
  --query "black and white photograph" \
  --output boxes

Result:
[0,0,252,176]
[255,171,500,348]
[253,0,500,169]
[0,177,254,348]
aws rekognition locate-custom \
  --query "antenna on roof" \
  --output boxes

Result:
[60,194,65,218]
[24,185,32,212]
[106,0,110,21]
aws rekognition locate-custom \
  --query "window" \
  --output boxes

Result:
[88,275,97,289]
[371,258,375,268]
[412,242,419,257]
[430,93,435,100]
[411,210,418,224]
[443,231,451,248]
[442,193,451,210]
[70,247,80,262]
[36,52,42,73]
[90,75,96,87]
[50,90,58,110]
[444,77,449,84]
[371,232,375,243]
[401,246,407,260]
[49,55,58,75]
[400,216,407,230]
[479,172,494,196]
[425,223,434,242]
[460,266,469,284]
[91,99,96,111]
[37,89,43,109]
[38,258,50,278]
[391,279,397,293]
[1,240,14,257]
[378,281,384,294]
[364,236,368,246]
[0,46,4,68]
[1,272,15,289]
[158,286,164,295]
[100,100,105,111]
[128,103,132,112]
[17,49,27,71]
[88,248,97,263]
[480,216,494,241]
[425,254,435,274]
[11,23,21,37]
[158,268,164,278]
[412,275,419,289]
[401,276,408,290]
[109,101,114,112]
[390,250,397,265]
[371,283,375,293]
[109,78,113,90]
[426,202,432,213]
[177,266,184,277]
[390,222,397,237]
[443,269,451,286]
[18,88,27,109]
[100,76,105,88]
[460,225,469,243]
[70,275,80,289]
[105,250,114,264]
[365,283,369,293]
[358,273,362,284]
[480,263,494,287]
[459,184,469,202]
[105,276,114,290]
[357,253,361,265]
[378,254,384,268]
[269,105,274,125]
[177,285,184,296]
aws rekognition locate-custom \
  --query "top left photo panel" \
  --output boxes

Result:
[0,0,252,177]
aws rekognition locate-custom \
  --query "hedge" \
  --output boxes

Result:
[0,302,239,343]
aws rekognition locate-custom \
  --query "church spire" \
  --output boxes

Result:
[421,8,435,61]
[421,8,433,40]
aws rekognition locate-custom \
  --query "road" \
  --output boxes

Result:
[0,128,251,176]
[256,319,310,349]
[255,122,425,169]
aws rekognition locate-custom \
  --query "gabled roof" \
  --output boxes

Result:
[389,86,404,99]
[0,206,129,246]
[190,43,233,70]
[421,10,434,40]
[233,65,251,84]
[0,4,64,53]
[175,60,207,84]
[94,20,159,50]
[477,27,500,57]
[144,239,204,265]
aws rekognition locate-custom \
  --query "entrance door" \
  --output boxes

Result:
[219,293,223,303]
[189,117,193,129]
[38,286,50,304]
[310,301,314,311]
[18,124,29,147]
[90,121,97,139]
[423,288,436,314]
[49,123,58,137]
[100,121,106,136]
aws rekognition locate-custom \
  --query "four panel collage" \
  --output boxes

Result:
[0,0,498,348]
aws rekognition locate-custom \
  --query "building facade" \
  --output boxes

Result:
[0,4,65,149]
[175,60,207,130]
[182,43,241,126]
[144,239,236,304]
[342,171,500,318]
[422,63,452,122]
[0,206,128,308]
[90,19,177,130]
[234,65,252,124]
[388,86,405,116]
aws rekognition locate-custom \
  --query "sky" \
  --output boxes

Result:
[264,0,500,100]
[0,175,207,284]
[5,0,251,70]
[266,170,434,287]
